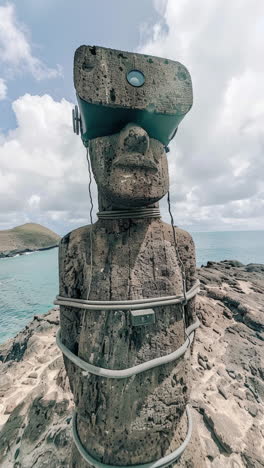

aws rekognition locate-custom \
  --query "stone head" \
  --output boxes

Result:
[89,123,169,208]
[73,45,193,209]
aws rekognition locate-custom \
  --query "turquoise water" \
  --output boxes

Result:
[0,231,263,343]
[192,230,264,266]
[0,248,59,343]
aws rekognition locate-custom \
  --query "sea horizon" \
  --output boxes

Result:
[0,229,263,344]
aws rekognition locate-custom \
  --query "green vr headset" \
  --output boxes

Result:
[73,45,193,147]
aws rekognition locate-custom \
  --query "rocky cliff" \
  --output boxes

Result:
[0,260,263,467]
[0,223,60,258]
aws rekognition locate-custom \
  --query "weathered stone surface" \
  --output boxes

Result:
[0,308,59,363]
[0,374,13,393]
[0,261,264,466]
[203,407,242,453]
[59,121,203,467]
[59,219,200,467]
[89,124,169,208]
[74,45,192,115]
[0,309,73,468]
[192,260,264,467]
[204,437,219,461]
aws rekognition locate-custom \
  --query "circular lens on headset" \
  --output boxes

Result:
[126,70,145,87]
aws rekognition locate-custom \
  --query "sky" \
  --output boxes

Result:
[0,0,263,235]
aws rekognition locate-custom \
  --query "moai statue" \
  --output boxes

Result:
[55,46,204,467]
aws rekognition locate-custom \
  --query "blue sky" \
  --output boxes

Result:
[1,0,163,131]
[0,1,263,235]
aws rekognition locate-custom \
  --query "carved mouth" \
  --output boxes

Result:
[113,154,158,172]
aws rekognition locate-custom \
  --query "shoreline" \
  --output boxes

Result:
[0,260,264,468]
[0,259,263,345]
[0,260,263,466]
[0,243,59,259]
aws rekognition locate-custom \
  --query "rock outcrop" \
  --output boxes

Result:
[192,260,264,467]
[0,223,60,258]
[0,309,73,467]
[0,260,263,467]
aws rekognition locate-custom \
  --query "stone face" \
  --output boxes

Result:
[89,124,169,208]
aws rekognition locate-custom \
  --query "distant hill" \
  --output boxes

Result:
[0,223,61,257]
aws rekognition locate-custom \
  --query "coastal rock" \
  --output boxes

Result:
[192,260,264,467]
[203,406,243,453]
[0,309,73,467]
[0,260,263,467]
[0,374,13,394]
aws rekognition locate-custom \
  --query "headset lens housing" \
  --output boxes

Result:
[126,70,145,87]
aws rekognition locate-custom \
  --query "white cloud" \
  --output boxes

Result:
[0,94,97,234]
[0,78,7,100]
[28,194,40,208]
[1,1,264,234]
[0,3,61,80]
[139,0,264,230]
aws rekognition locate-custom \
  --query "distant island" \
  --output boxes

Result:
[0,223,61,258]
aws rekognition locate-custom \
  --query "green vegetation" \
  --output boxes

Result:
[0,223,61,256]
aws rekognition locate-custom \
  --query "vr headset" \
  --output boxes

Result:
[73,45,193,147]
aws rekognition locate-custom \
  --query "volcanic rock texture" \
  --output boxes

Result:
[192,260,264,467]
[0,260,263,467]
[0,309,73,467]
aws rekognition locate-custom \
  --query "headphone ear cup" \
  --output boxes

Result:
[72,108,76,133]
[72,105,81,135]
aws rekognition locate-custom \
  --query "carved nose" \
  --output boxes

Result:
[114,124,157,171]
[121,125,150,155]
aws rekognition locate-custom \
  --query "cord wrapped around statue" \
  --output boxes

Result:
[54,45,205,467]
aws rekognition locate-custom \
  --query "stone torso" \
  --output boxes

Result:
[59,218,199,466]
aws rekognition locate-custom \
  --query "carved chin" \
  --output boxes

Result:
[102,167,168,207]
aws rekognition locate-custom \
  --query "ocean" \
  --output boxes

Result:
[0,230,263,344]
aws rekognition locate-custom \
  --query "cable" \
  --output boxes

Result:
[72,405,192,468]
[167,190,187,305]
[181,304,192,351]
[56,319,200,379]
[54,280,200,311]
[97,208,161,220]
[167,188,196,356]
[86,146,94,300]
[63,136,198,467]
